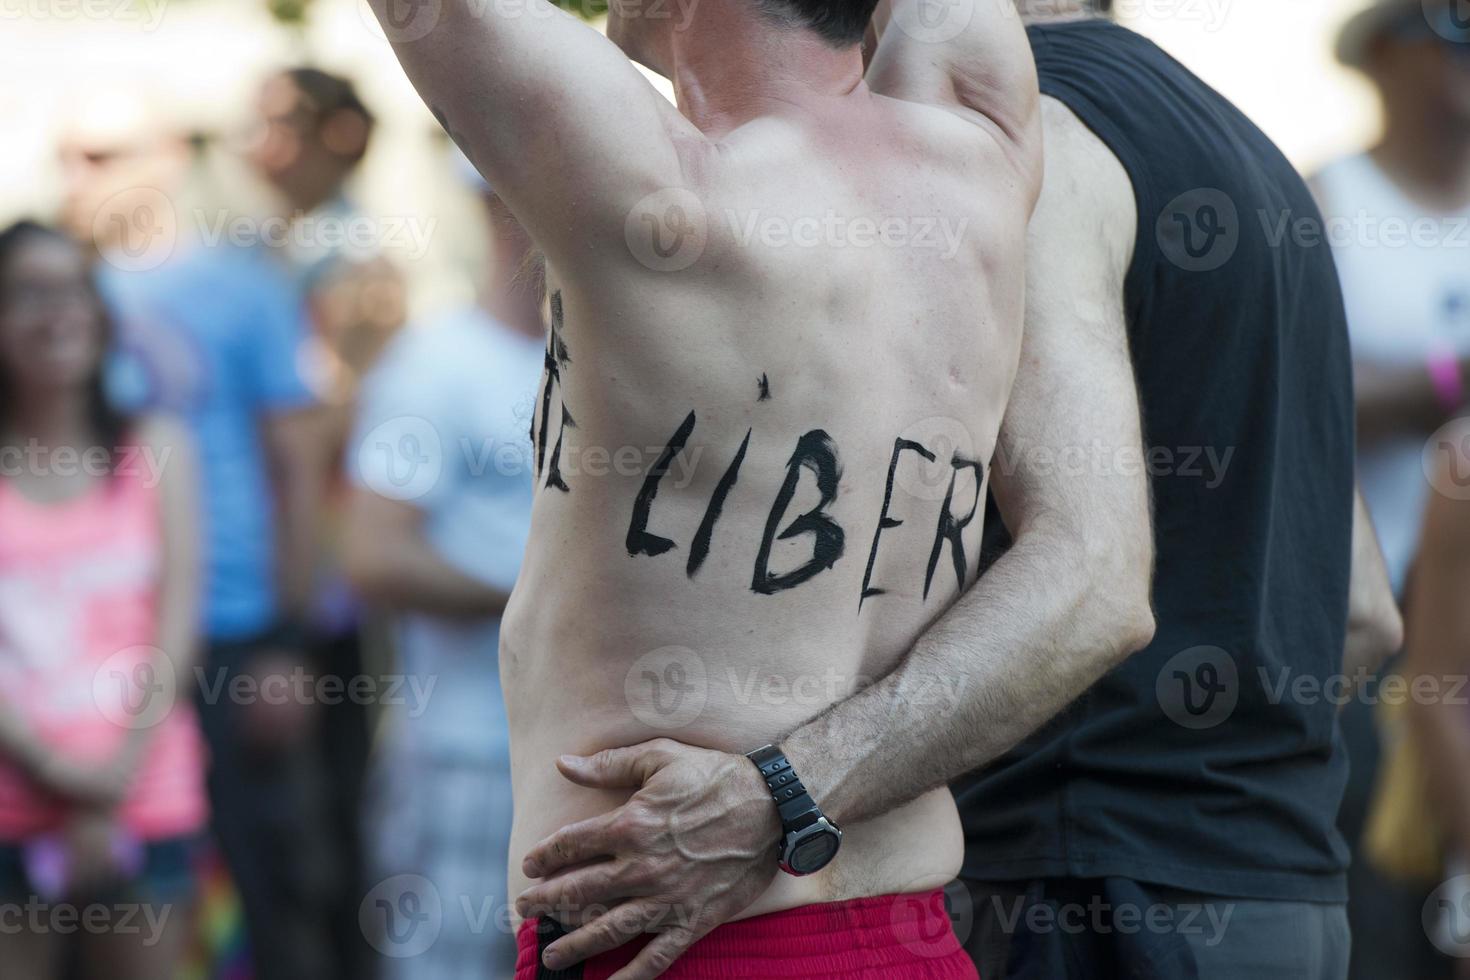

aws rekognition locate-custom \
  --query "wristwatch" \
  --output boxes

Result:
[745,744,842,876]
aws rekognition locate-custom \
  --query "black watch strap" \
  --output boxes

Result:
[746,745,820,829]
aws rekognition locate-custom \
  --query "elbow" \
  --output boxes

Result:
[1015,512,1157,669]
[1377,604,1406,663]
[342,533,394,606]
[1083,543,1157,666]
[1351,599,1404,671]
[1068,560,1156,671]
[1101,592,1156,667]
[1119,601,1157,659]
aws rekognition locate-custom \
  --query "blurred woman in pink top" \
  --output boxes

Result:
[0,221,206,980]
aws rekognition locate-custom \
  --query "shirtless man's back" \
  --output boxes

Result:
[369,0,1040,969]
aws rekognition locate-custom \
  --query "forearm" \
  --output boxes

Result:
[1405,540,1470,854]
[267,415,327,622]
[783,522,1152,826]
[349,540,509,619]
[1414,697,1470,858]
[1343,488,1403,678]
[275,476,319,621]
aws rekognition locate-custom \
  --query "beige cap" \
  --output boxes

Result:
[1336,0,1452,69]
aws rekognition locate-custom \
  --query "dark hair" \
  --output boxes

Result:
[760,0,881,46]
[0,221,131,471]
[284,67,375,162]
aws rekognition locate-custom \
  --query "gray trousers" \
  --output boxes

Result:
[958,877,1350,980]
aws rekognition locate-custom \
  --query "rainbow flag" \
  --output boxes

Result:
[181,842,252,980]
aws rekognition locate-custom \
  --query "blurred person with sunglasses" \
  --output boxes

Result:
[1317,0,1470,600]
[246,66,406,402]
[246,66,408,980]
[0,221,205,980]
[1313,3,1470,977]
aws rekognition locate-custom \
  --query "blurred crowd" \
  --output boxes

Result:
[0,1,1467,979]
[0,60,537,980]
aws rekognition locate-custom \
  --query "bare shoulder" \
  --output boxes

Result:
[866,0,1041,196]
[1032,96,1135,271]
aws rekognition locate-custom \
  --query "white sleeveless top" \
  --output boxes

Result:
[1315,152,1470,594]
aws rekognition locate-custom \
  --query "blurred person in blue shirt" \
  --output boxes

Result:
[345,153,542,979]
[245,66,408,980]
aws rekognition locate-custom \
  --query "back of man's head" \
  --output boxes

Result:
[760,0,880,45]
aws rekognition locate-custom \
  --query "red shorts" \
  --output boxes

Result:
[514,888,978,979]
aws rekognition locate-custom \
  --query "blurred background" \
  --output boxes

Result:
[0,0,1385,283]
[0,1,1463,979]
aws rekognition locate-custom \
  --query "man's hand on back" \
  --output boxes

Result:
[514,94,1156,980]
[516,740,778,979]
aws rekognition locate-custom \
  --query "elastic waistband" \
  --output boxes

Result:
[515,889,978,979]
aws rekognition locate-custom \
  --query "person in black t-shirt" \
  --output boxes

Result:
[500,3,1402,979]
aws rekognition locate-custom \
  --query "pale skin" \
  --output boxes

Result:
[515,7,1405,980]
[1404,429,1470,978]
[518,84,1156,980]
[0,233,202,980]
[369,0,1042,973]
[1344,488,1402,682]
[1405,421,1470,854]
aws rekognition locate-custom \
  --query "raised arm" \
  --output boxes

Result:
[367,0,698,268]
[513,98,1154,979]
[866,0,1041,172]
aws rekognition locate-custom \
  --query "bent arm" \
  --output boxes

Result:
[1344,486,1402,680]
[343,489,511,619]
[1405,438,1470,857]
[367,0,696,268]
[785,98,1154,823]
[262,407,324,621]
[867,0,1041,179]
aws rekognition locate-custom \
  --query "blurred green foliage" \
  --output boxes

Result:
[267,0,314,25]
[551,0,610,20]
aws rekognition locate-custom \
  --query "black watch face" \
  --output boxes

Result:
[788,830,840,874]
